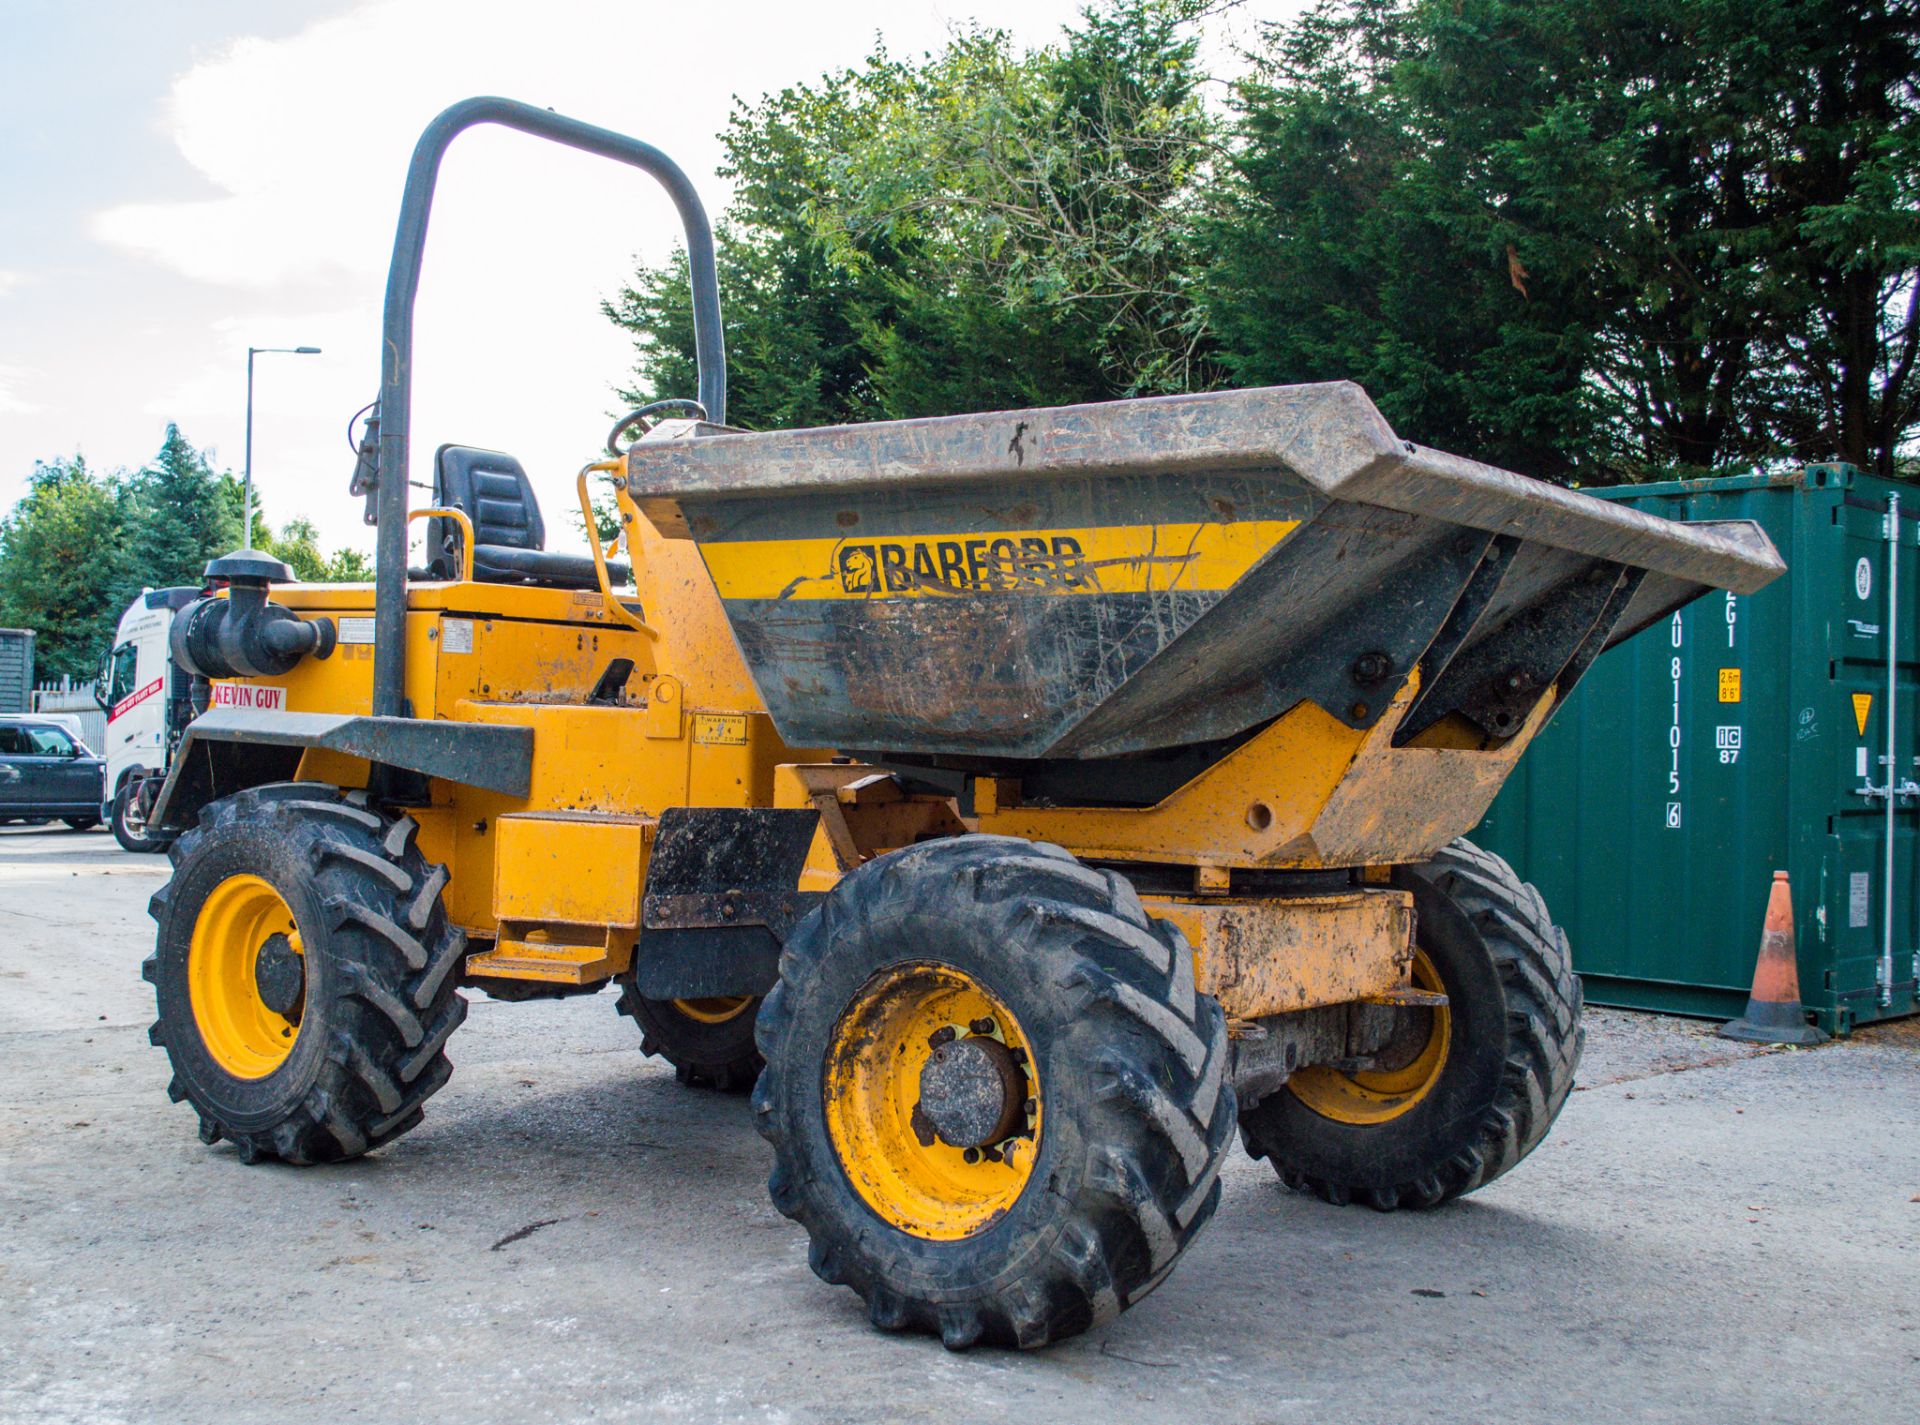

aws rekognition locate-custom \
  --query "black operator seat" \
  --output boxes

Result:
[426,444,630,589]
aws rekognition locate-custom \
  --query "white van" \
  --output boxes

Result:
[96,587,200,851]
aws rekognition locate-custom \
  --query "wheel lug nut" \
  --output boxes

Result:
[928,1026,956,1048]
[970,1017,996,1036]
[1023,1097,1037,1116]
[962,1147,981,1164]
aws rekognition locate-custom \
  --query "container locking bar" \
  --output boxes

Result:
[1882,493,1904,1008]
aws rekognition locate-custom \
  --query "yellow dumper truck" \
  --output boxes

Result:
[140,99,1784,1349]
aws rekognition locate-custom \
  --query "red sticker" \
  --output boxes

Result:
[109,677,163,723]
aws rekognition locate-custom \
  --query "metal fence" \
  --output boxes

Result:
[30,676,108,753]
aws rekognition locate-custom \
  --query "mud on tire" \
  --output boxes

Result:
[753,834,1234,1350]
[144,783,467,1164]
[1238,837,1582,1210]
[616,987,762,1091]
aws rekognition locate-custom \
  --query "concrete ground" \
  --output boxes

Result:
[1,825,1915,1425]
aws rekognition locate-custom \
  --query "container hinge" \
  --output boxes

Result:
[1880,492,1901,1009]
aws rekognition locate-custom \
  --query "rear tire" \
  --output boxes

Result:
[1238,838,1582,1209]
[615,987,762,1090]
[144,783,467,1164]
[63,817,98,832]
[754,835,1233,1349]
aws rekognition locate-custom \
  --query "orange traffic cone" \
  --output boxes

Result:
[1718,871,1829,1045]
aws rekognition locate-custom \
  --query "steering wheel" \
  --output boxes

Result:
[607,399,710,456]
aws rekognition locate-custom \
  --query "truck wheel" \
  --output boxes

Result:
[1238,838,1582,1210]
[113,777,169,853]
[143,783,467,1164]
[615,987,762,1090]
[754,835,1233,1350]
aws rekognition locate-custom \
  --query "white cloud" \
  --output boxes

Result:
[74,0,1301,553]
[82,0,1119,551]
[0,271,23,299]
[0,365,36,416]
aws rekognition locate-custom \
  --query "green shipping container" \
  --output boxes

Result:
[1477,464,1920,1035]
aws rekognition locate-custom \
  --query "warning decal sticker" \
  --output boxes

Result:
[1853,692,1873,735]
[692,713,748,745]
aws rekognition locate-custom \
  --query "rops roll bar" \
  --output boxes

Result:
[365,97,726,720]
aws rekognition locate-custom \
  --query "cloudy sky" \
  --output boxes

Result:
[0,0,1288,558]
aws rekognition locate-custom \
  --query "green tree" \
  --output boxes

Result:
[261,517,373,583]
[1206,0,1920,479]
[570,491,622,546]
[0,425,376,679]
[0,457,133,680]
[607,1,1220,427]
[127,422,246,586]
[605,58,914,430]
[1756,2,1920,474]
[821,2,1219,401]
[609,0,1918,481]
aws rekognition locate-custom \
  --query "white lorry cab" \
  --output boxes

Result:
[96,587,201,851]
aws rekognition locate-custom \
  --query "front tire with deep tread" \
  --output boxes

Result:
[1239,837,1582,1210]
[754,834,1234,1350]
[144,783,467,1164]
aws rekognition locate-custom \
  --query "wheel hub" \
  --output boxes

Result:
[1288,946,1451,1125]
[253,933,306,1020]
[823,963,1043,1240]
[186,872,304,1079]
[917,1033,1024,1149]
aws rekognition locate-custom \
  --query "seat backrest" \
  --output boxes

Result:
[429,445,545,578]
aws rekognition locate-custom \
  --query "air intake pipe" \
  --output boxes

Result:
[170,550,336,680]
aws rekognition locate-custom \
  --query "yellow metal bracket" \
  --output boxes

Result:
[578,461,660,640]
[406,506,475,582]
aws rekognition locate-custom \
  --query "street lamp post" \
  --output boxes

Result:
[243,345,322,549]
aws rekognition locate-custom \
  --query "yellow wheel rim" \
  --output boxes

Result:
[823,963,1040,1241]
[1288,949,1451,1125]
[672,995,754,1025]
[188,873,304,1079]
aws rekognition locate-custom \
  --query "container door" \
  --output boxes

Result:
[1829,493,1920,1025]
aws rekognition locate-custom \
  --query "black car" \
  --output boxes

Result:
[0,717,104,831]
